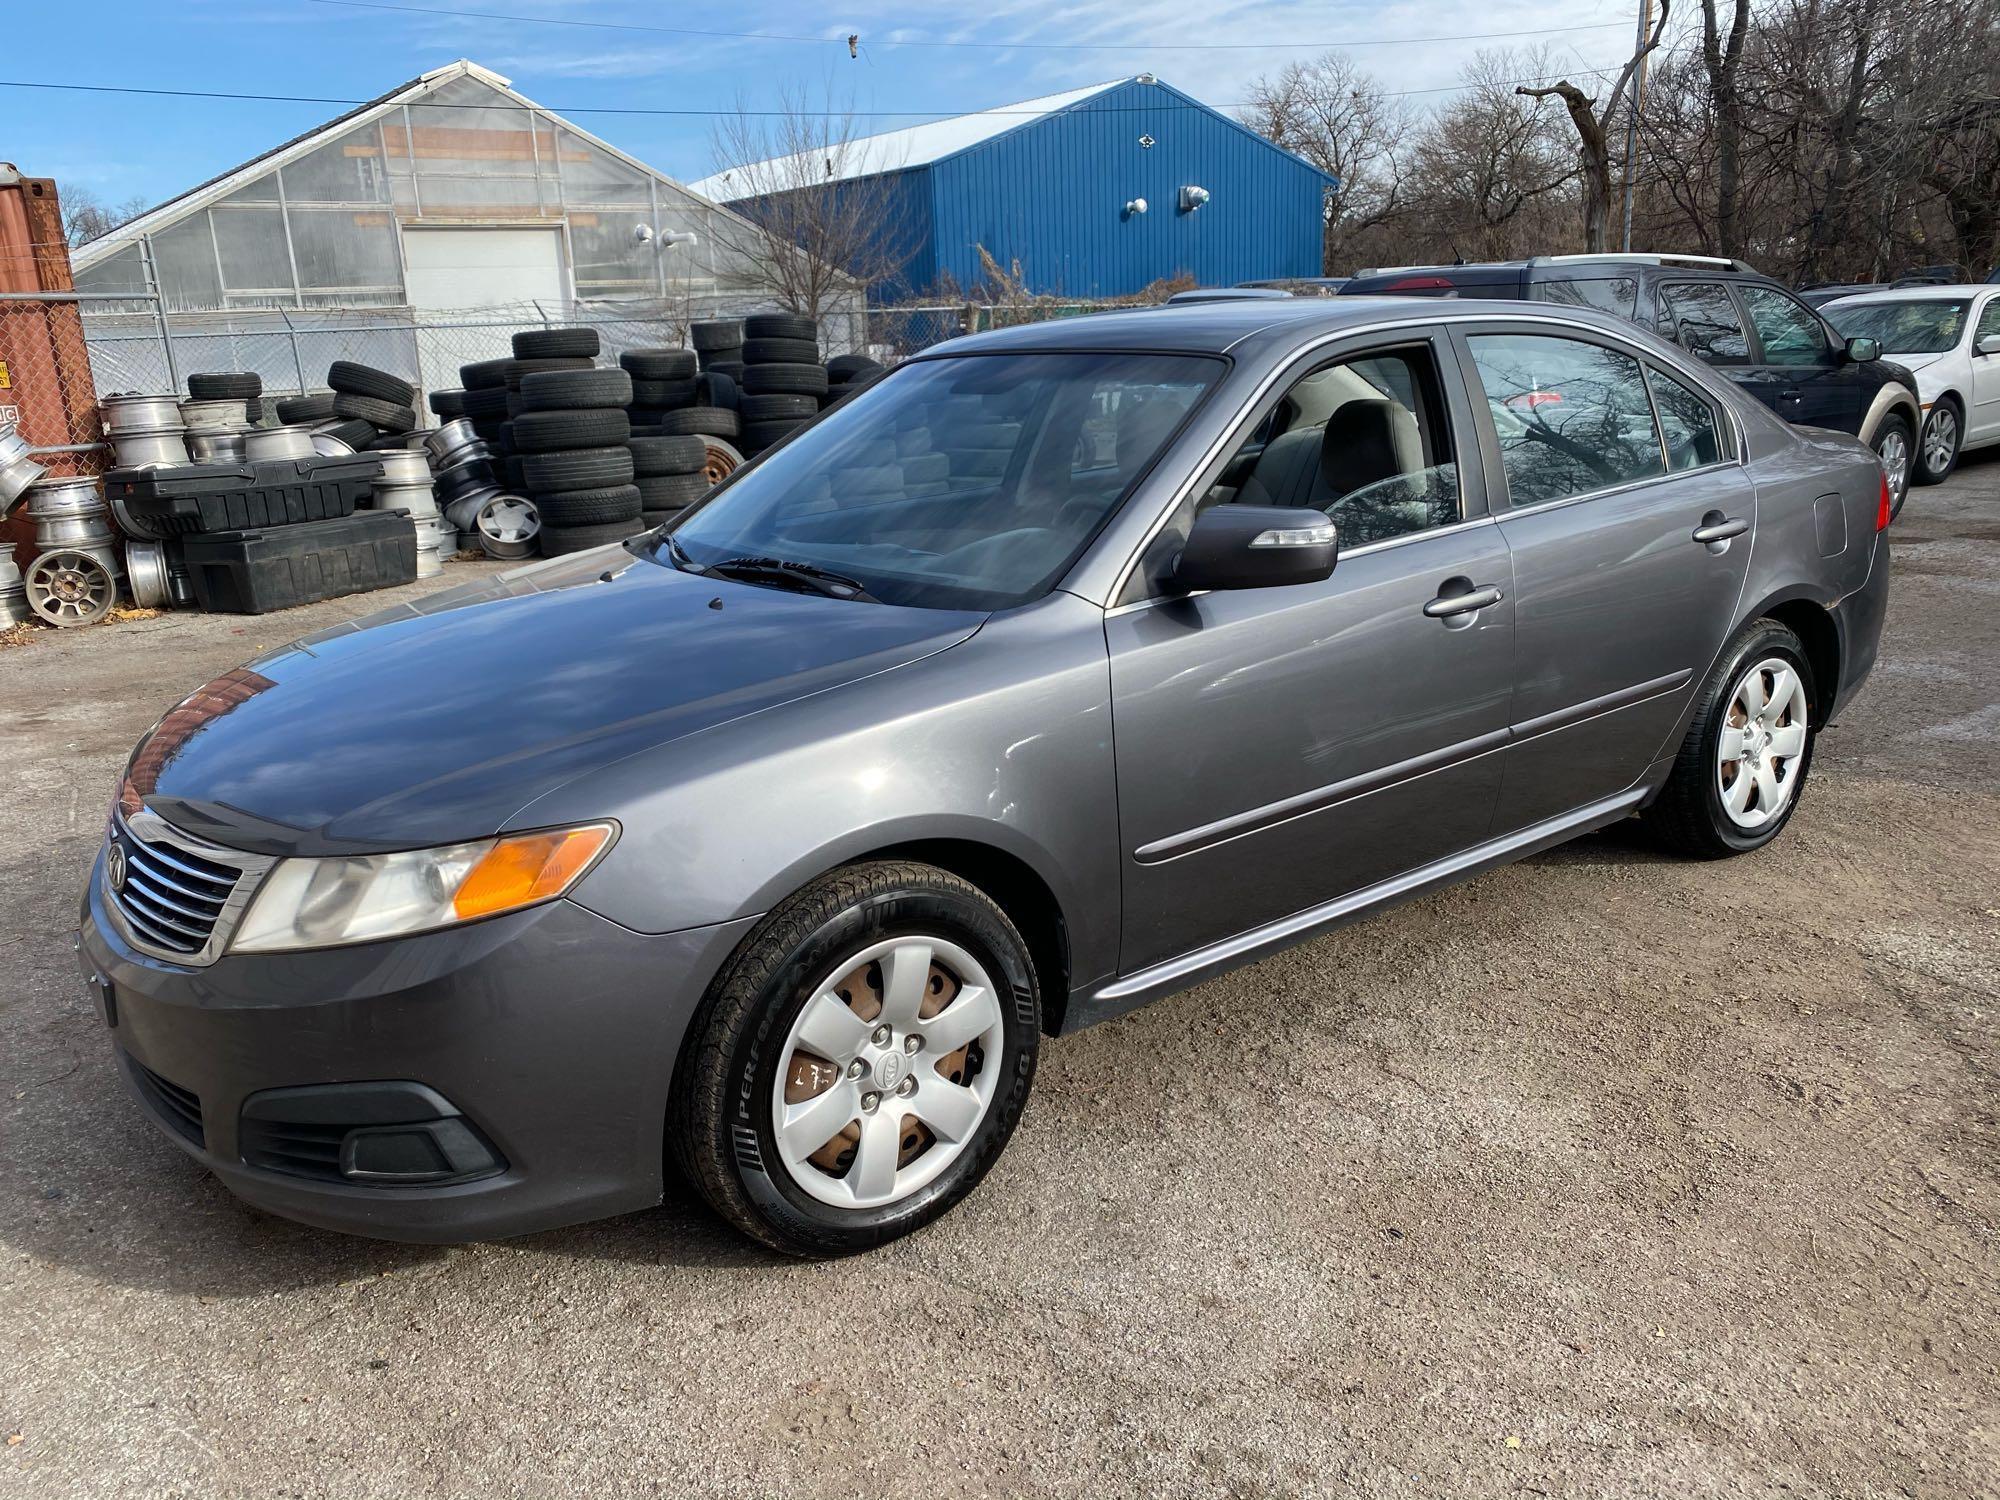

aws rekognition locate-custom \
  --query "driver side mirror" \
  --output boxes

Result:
[1976,334,2000,357]
[1174,505,1338,592]
[1844,336,1881,363]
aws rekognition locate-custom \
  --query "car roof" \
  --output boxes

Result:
[1823,283,1991,305]
[929,295,1656,358]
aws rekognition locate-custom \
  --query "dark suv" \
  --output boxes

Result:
[1341,255,1922,507]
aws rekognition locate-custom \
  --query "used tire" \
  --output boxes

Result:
[520,368,633,412]
[521,446,634,492]
[327,360,415,407]
[740,392,819,424]
[1916,399,1960,486]
[620,348,697,380]
[640,507,688,528]
[333,392,418,432]
[513,327,601,359]
[460,357,514,391]
[428,389,467,419]
[534,484,643,526]
[632,377,697,409]
[459,387,512,421]
[187,371,261,400]
[655,406,740,439]
[743,363,830,398]
[630,434,707,476]
[701,358,747,382]
[1870,411,1914,520]
[276,392,337,424]
[690,320,745,353]
[743,312,818,344]
[671,859,1039,1256]
[742,336,820,366]
[508,408,632,453]
[1643,618,1817,859]
[637,470,709,508]
[506,356,594,391]
[827,353,883,380]
[694,371,738,411]
[321,418,377,449]
[539,517,643,555]
[741,419,803,452]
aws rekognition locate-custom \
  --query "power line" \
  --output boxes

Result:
[306,0,1631,51]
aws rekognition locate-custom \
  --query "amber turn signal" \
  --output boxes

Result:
[451,824,616,921]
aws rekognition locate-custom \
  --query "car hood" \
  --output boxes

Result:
[1880,351,1944,378]
[129,547,985,856]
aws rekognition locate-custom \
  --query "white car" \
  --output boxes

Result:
[1823,284,2000,484]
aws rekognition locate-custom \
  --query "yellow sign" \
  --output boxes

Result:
[0,361,11,389]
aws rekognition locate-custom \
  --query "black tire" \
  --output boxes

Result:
[741,419,803,452]
[690,320,745,353]
[333,392,418,432]
[1643,618,1818,860]
[459,387,512,421]
[327,360,415,406]
[655,406,740,439]
[631,377,697,409]
[693,371,738,411]
[539,518,643,555]
[700,358,747,382]
[276,392,337,424]
[427,389,467,419]
[521,446,635,492]
[742,336,821,366]
[637,470,710,508]
[640,507,688,528]
[630,434,707,476]
[460,358,514,391]
[502,456,527,492]
[534,484,643,526]
[513,327,600,359]
[900,452,950,485]
[507,408,632,453]
[315,418,376,450]
[671,859,1039,1256]
[740,392,819,424]
[365,432,417,451]
[505,357,594,392]
[743,362,829,397]
[1871,411,1915,521]
[620,348,697,380]
[187,371,261,400]
[520,368,633,412]
[1915,399,1960,486]
[826,353,884,380]
[743,312,818,344]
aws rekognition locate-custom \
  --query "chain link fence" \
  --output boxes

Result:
[864,301,1155,361]
[0,292,111,479]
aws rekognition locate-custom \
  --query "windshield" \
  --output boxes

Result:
[655,351,1222,610]
[1825,299,1970,354]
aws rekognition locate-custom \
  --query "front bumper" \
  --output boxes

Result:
[78,852,757,1243]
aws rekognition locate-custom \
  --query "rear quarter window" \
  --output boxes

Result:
[1531,278,1640,319]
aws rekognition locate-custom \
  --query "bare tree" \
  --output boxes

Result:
[1517,0,1674,251]
[1699,0,1754,255]
[706,86,911,321]
[62,188,148,248]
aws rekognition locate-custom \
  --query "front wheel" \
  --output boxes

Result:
[1916,401,1960,486]
[1871,411,1914,519]
[1643,619,1817,859]
[671,861,1040,1255]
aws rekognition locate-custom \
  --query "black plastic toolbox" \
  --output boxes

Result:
[105,454,384,535]
[181,510,418,614]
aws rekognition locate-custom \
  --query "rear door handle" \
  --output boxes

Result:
[1692,516,1749,544]
[1423,583,1504,619]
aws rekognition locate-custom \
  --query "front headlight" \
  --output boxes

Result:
[230,823,615,953]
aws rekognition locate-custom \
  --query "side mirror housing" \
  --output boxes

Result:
[1174,505,1338,592]
[1976,333,2000,357]
[1844,335,1881,363]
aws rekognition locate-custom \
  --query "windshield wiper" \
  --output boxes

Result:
[701,554,879,602]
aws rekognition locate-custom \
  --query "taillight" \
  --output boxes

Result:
[1385,276,1455,292]
[1875,473,1892,531]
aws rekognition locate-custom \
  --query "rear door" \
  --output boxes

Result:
[1453,323,1756,834]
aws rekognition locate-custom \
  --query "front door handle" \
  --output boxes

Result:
[1778,386,1804,403]
[1692,516,1749,544]
[1423,582,1504,619]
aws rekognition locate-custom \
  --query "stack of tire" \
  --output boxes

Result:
[821,353,886,409]
[691,320,746,384]
[737,314,826,457]
[186,371,265,427]
[511,362,643,556]
[285,361,420,453]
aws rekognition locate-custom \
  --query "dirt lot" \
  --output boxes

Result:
[2,459,1995,1500]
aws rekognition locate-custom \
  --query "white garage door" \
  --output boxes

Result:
[401,228,568,400]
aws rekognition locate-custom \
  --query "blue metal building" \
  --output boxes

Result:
[689,76,1334,302]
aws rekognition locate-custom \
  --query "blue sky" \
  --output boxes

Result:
[9,0,1640,214]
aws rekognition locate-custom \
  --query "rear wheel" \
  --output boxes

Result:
[672,861,1039,1256]
[1871,412,1913,519]
[1916,400,1960,485]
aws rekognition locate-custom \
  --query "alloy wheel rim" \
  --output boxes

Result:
[1878,428,1910,497]
[1716,655,1810,830]
[1923,409,1957,472]
[770,934,1003,1210]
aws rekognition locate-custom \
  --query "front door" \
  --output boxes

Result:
[1969,295,2000,442]
[1105,335,1514,973]
[1734,282,1869,437]
[1453,326,1757,833]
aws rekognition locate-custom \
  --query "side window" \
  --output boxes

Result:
[1532,277,1640,319]
[1659,282,1751,365]
[1740,285,1834,365]
[1646,366,1724,471]
[1218,345,1461,547]
[1466,333,1667,506]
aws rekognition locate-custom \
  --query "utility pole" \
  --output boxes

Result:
[1620,0,1654,251]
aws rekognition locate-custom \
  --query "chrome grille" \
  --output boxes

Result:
[103,809,275,966]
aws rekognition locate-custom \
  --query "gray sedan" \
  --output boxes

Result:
[79,299,1891,1255]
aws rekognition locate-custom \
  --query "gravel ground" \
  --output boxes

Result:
[2,460,1995,1500]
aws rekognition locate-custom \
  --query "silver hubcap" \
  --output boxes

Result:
[1877,428,1910,498]
[771,935,1003,1209]
[1923,409,1957,473]
[1716,656,1810,830]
